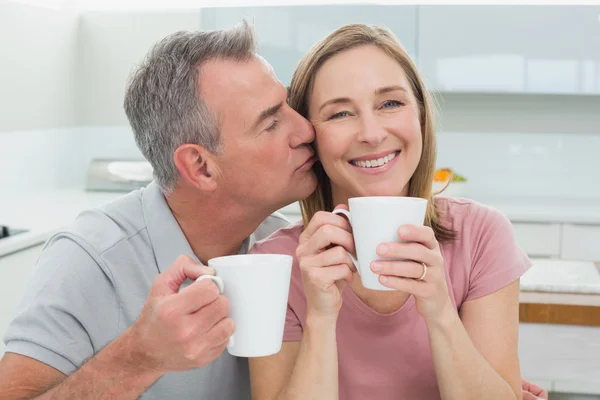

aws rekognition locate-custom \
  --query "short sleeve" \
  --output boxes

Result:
[3,236,119,374]
[465,206,532,302]
[282,302,303,342]
[249,224,305,343]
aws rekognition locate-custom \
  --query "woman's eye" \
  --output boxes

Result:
[266,120,279,132]
[382,100,403,109]
[329,111,350,120]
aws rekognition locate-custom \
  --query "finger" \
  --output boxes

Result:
[378,275,430,296]
[298,224,355,257]
[153,255,216,296]
[165,278,221,315]
[300,246,357,273]
[377,241,440,267]
[397,225,438,250]
[371,260,425,280]
[304,264,354,287]
[188,294,231,334]
[203,317,236,350]
[522,392,540,400]
[300,211,351,243]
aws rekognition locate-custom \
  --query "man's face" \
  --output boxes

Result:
[200,55,317,212]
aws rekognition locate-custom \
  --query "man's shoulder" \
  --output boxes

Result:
[54,189,147,256]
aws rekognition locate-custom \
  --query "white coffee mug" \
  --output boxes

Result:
[196,254,293,357]
[333,196,428,291]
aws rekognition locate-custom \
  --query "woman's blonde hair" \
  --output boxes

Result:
[288,24,455,243]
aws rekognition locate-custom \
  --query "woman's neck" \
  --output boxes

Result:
[348,276,412,314]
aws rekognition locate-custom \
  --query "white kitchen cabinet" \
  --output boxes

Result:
[519,323,600,395]
[561,224,600,262]
[418,5,600,94]
[201,5,417,86]
[513,222,561,258]
[0,244,44,357]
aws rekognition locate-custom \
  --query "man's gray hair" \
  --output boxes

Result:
[124,20,257,194]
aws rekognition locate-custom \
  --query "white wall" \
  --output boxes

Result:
[1,5,598,199]
[0,2,79,132]
[77,10,202,126]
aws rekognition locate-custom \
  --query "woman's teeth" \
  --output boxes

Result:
[351,151,398,168]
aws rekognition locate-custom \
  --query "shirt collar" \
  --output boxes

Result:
[141,181,251,273]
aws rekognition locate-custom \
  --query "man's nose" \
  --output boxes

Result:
[289,111,315,148]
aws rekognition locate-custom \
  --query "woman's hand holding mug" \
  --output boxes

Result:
[296,206,357,321]
[373,224,454,323]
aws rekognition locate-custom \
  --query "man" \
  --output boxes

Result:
[0,21,316,399]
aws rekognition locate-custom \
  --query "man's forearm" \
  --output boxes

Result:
[36,327,163,400]
[278,316,339,400]
[428,310,519,400]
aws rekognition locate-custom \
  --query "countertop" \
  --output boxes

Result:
[2,189,600,257]
[521,258,600,295]
[0,189,123,257]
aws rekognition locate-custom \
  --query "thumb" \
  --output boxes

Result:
[152,255,216,297]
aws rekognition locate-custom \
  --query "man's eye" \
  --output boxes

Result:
[266,120,279,132]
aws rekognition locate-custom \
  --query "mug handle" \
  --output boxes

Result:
[331,209,360,275]
[196,274,224,293]
[195,275,234,348]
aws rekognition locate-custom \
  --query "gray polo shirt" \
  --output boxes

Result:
[3,182,289,399]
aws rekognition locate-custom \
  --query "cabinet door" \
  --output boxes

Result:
[520,322,600,392]
[512,222,561,258]
[418,5,600,94]
[562,224,600,262]
[0,244,44,356]
[201,5,417,86]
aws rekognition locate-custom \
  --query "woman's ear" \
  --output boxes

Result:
[173,144,218,192]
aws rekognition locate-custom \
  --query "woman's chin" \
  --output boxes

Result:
[353,186,408,198]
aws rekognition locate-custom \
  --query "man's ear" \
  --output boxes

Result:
[173,144,218,192]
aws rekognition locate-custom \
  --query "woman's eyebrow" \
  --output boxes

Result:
[318,97,351,113]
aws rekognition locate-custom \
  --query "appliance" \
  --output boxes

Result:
[85,159,153,192]
[0,226,28,240]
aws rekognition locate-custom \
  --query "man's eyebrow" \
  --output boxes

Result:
[253,102,283,129]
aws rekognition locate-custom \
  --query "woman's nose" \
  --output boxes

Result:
[357,116,388,146]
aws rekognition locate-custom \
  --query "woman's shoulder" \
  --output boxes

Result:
[250,221,304,256]
[434,196,511,232]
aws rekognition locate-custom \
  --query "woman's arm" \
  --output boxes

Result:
[374,224,521,400]
[249,208,356,400]
[428,281,522,400]
[250,316,338,400]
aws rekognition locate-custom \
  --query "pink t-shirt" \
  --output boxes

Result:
[250,197,532,400]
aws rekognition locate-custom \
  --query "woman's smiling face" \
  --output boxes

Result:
[308,44,423,203]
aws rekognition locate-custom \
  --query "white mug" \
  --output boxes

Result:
[333,196,428,291]
[196,254,293,357]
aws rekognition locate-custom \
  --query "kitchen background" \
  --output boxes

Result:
[1,1,599,399]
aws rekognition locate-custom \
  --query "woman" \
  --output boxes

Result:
[249,24,536,400]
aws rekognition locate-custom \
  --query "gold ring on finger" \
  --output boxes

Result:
[416,262,427,281]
